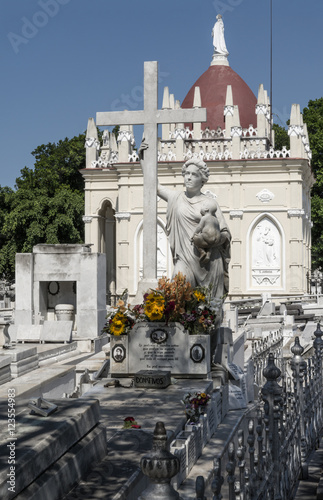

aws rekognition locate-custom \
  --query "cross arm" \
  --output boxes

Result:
[96,110,145,127]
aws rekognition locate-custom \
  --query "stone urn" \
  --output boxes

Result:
[55,304,74,322]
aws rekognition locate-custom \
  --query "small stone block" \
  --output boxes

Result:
[28,398,58,417]
[133,370,171,389]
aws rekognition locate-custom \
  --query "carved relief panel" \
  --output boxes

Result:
[251,217,281,287]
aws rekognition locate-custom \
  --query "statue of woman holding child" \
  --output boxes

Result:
[139,144,231,300]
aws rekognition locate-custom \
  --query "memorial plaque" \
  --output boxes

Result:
[134,370,171,389]
[110,322,211,378]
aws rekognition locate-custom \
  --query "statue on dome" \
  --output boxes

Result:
[212,14,229,56]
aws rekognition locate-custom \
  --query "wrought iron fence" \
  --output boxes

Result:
[201,323,323,500]
[138,324,323,500]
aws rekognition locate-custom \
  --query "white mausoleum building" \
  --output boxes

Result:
[82,18,314,304]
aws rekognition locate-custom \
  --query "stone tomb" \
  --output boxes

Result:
[110,322,211,378]
[15,244,106,339]
[0,398,106,500]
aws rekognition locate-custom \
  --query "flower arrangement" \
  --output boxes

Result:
[123,416,141,429]
[102,292,135,336]
[182,391,211,423]
[102,272,223,336]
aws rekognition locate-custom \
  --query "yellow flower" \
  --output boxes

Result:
[144,293,165,321]
[194,291,205,302]
[110,311,127,335]
[200,393,206,398]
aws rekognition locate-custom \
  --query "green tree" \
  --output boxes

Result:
[273,123,290,151]
[0,133,87,280]
[303,98,323,268]
[0,186,15,281]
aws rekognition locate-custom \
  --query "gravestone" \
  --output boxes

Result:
[110,322,211,378]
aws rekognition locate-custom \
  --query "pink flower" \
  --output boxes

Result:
[124,416,135,422]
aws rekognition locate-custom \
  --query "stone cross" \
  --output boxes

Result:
[96,61,206,291]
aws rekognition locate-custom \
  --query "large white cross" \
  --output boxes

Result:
[96,61,206,287]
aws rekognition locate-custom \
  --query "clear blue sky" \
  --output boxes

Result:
[1,0,322,188]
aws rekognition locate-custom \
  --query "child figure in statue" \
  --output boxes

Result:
[191,205,221,265]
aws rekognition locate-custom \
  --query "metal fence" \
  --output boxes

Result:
[138,324,323,500]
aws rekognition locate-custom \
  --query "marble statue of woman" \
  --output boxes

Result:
[212,14,229,56]
[139,142,231,299]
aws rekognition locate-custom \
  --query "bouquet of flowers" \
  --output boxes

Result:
[182,391,211,423]
[102,273,223,336]
[101,291,135,336]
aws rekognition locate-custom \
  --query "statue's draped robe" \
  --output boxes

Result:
[212,19,228,55]
[166,191,231,298]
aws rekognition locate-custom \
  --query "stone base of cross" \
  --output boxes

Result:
[96,61,206,302]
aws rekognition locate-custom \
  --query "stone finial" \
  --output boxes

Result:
[232,105,241,128]
[290,103,301,126]
[170,94,175,110]
[86,117,98,140]
[139,422,180,500]
[85,117,99,168]
[257,84,265,104]
[162,86,170,109]
[161,87,171,140]
[264,90,268,106]
[193,86,202,108]
[225,85,233,107]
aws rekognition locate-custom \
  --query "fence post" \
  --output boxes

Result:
[211,457,224,500]
[313,323,323,444]
[226,442,237,500]
[290,336,308,478]
[139,421,180,500]
[196,476,206,500]
[261,353,283,500]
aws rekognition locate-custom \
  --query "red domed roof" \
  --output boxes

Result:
[182,64,257,130]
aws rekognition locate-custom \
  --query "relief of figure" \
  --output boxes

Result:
[139,142,231,299]
[256,225,277,267]
[212,14,229,56]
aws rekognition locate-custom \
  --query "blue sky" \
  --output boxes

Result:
[1,0,322,188]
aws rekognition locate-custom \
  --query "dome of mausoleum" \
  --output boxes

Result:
[182,64,257,131]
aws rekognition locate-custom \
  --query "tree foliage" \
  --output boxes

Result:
[273,123,290,151]
[303,98,323,268]
[0,133,86,280]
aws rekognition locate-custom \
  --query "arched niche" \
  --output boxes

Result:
[98,200,116,304]
[247,215,284,289]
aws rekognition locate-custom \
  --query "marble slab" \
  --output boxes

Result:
[110,322,211,378]
[40,321,73,343]
[17,325,42,343]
